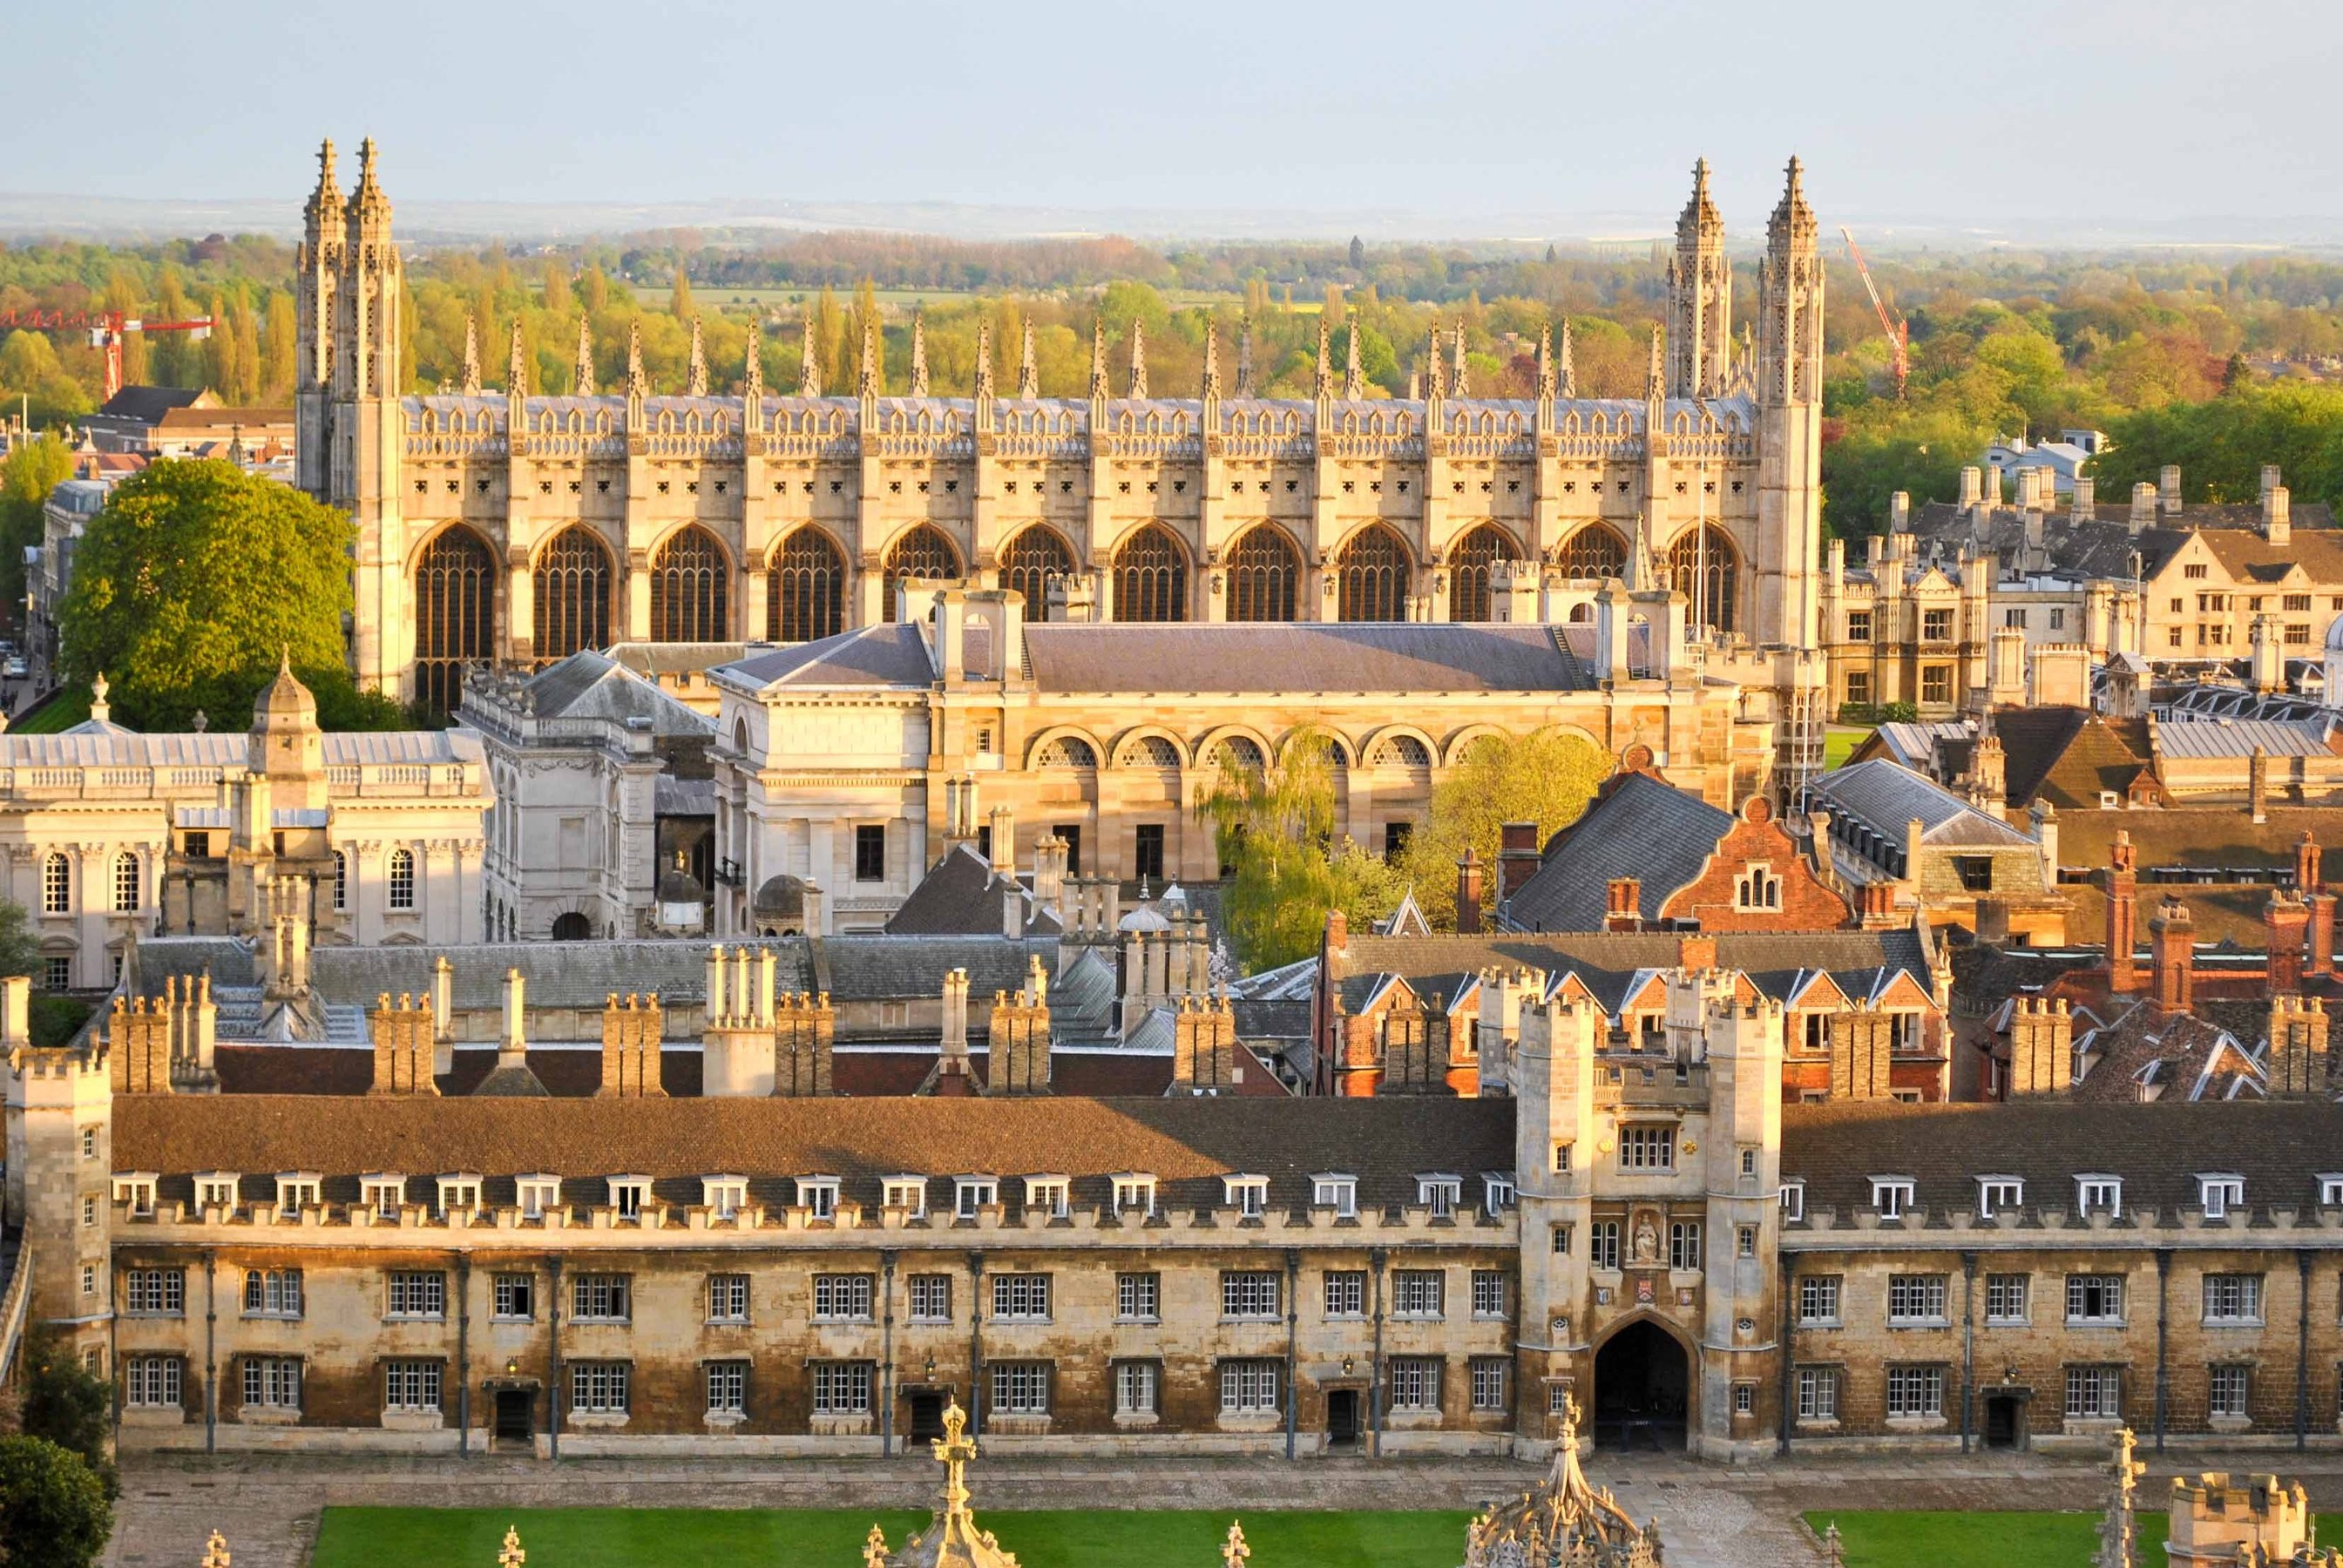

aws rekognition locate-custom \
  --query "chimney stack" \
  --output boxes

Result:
[2267,891,2310,997]
[988,804,1015,878]
[1455,848,1485,934]
[2301,833,2335,975]
[500,968,527,1064]
[2008,996,2072,1098]
[1959,465,1982,511]
[1605,876,1642,933]
[1890,491,1910,531]
[2070,475,2094,520]
[2130,482,2157,535]
[2106,832,2140,992]
[2264,484,2292,546]
[2149,896,2195,1017]
[2159,463,2182,516]
[1497,821,1542,902]
[598,991,666,1098]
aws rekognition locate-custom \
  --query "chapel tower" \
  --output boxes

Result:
[1751,159,1826,659]
[1667,160,1731,399]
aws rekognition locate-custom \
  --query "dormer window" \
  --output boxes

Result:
[1312,1174,1358,1219]
[194,1173,239,1211]
[1977,1176,2024,1220]
[437,1175,483,1218]
[112,1173,158,1217]
[2076,1175,2123,1219]
[1870,1178,1916,1221]
[2197,1173,2245,1220]
[607,1177,651,1220]
[1779,1180,1806,1223]
[702,1176,749,1219]
[796,1176,840,1220]
[361,1175,405,1219]
[1417,1174,1464,1219]
[1223,1175,1269,1218]
[1112,1174,1156,1219]
[955,1178,999,1220]
[883,1176,928,1217]
[515,1176,561,1220]
[1024,1176,1069,1219]
[2319,1174,2343,1208]
[274,1173,322,1217]
[1482,1173,1517,1216]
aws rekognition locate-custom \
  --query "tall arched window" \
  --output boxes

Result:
[533,527,613,661]
[413,526,495,717]
[41,852,68,915]
[1554,524,1628,582]
[649,525,729,643]
[388,848,416,911]
[333,850,349,911]
[1225,528,1300,623]
[767,529,845,643]
[999,528,1076,612]
[880,525,961,620]
[1112,524,1188,623]
[112,852,139,914]
[1445,524,1517,623]
[1336,524,1412,623]
[1667,525,1741,634]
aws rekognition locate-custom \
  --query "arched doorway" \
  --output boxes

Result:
[650,525,730,643]
[1225,527,1298,623]
[1112,524,1188,622]
[999,526,1076,611]
[1335,524,1411,622]
[1667,524,1740,635]
[767,528,844,642]
[413,525,495,719]
[533,526,613,661]
[881,524,962,620]
[1445,524,1515,623]
[1591,1319,1690,1450]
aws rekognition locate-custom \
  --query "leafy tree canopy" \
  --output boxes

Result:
[0,434,76,624]
[0,1435,112,1568]
[18,1327,116,1500]
[1393,728,1612,929]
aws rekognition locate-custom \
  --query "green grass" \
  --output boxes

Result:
[314,1507,1478,1568]
[1821,723,1873,770]
[1804,1510,2169,1568]
[12,686,89,733]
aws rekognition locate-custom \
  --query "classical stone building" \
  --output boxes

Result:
[292,142,1828,771]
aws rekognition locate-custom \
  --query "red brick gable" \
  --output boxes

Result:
[1657,798,1853,931]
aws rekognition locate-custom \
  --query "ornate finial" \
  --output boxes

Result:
[1236,315,1255,397]
[973,319,994,401]
[90,670,110,723]
[798,312,819,397]
[861,1524,890,1568]
[1128,321,1148,399]
[498,1525,526,1568]
[572,315,594,396]
[2095,1428,2145,1568]
[508,318,528,397]
[1200,321,1222,401]
[1558,1391,1581,1453]
[1314,314,1332,401]
[1423,327,1446,402]
[1222,1520,1251,1568]
[1018,316,1039,399]
[1088,317,1108,401]
[1453,322,1470,398]
[201,1529,232,1568]
[933,1397,979,1520]
[351,136,387,210]
[909,310,930,398]
[1557,316,1575,396]
[741,326,762,403]
[1822,1523,1842,1568]
[458,314,482,395]
[858,314,880,400]
[685,314,708,396]
[1536,321,1555,401]
[625,319,648,401]
[1646,323,1665,403]
[1344,321,1364,400]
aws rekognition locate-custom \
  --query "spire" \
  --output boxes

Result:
[457,314,482,395]
[973,319,995,401]
[1236,315,1255,397]
[625,319,649,401]
[1452,321,1469,398]
[741,325,762,405]
[303,139,344,233]
[573,316,594,395]
[1536,321,1555,401]
[1018,316,1039,399]
[1200,321,1222,401]
[1088,318,1108,402]
[1127,321,1148,399]
[1558,316,1576,396]
[1423,326,1446,401]
[507,317,528,396]
[684,314,708,396]
[1646,323,1666,409]
[1313,314,1332,402]
[909,310,930,398]
[857,314,880,400]
[1344,321,1363,400]
[798,312,819,397]
[348,135,391,224]
[1673,156,1730,396]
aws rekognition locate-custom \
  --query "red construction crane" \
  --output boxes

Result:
[0,308,214,402]
[1837,226,1907,399]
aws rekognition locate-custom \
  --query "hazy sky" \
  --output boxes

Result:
[6,0,2340,229]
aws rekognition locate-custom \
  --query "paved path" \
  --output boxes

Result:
[101,1445,2343,1568]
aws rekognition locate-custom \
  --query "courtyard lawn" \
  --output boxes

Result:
[1821,723,1873,770]
[313,1506,1479,1568]
[1805,1509,2169,1568]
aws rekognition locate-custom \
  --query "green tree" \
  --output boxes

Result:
[540,260,572,319]
[1348,235,1366,271]
[0,1436,112,1568]
[0,433,74,627]
[57,459,397,731]
[258,290,297,401]
[670,266,694,321]
[1394,728,1610,929]
[18,1327,115,1500]
[1195,730,1404,972]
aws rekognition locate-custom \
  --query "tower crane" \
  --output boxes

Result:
[1837,226,1907,399]
[0,309,214,402]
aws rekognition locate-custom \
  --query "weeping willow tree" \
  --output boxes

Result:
[1195,727,1405,973]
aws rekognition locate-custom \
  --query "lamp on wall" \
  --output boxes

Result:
[924,1355,936,1384]
[504,1359,518,1376]
[1342,1355,1355,1376]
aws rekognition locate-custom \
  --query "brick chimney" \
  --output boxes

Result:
[2149,897,2195,1017]
[2300,833,2334,975]
[2267,995,2331,1097]
[2008,996,2072,1098]
[2106,831,2139,993]
[2266,890,2309,997]
[1605,876,1642,932]
[1677,934,1718,974]
[598,991,666,1098]
[1497,821,1542,902]
[1455,848,1485,934]
[1173,992,1243,1091]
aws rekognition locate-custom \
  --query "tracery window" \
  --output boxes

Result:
[649,525,729,644]
[1037,736,1097,769]
[532,527,613,661]
[1369,733,1431,768]
[1224,528,1299,623]
[767,529,844,643]
[1112,524,1187,622]
[1121,735,1181,769]
[1336,524,1411,623]
[1446,524,1516,623]
[1553,524,1628,581]
[1668,524,1740,634]
[413,526,495,718]
[999,528,1076,612]
[881,525,961,620]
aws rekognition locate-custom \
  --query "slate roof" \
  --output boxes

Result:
[716,625,936,692]
[1902,501,2343,584]
[308,941,816,1011]
[822,936,1062,1004]
[2055,806,2343,875]
[1501,771,1734,932]
[1814,760,2035,848]
[2071,999,2266,1103]
[491,650,713,737]
[2155,714,2340,760]
[95,385,208,424]
[1020,623,1596,694]
[884,845,1061,937]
